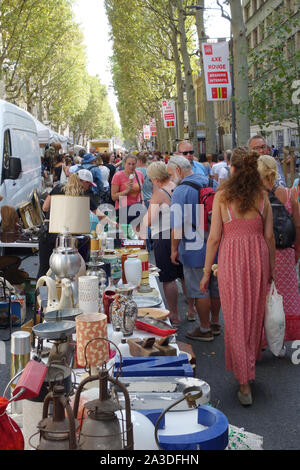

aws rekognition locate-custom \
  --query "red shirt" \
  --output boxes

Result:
[112,170,144,209]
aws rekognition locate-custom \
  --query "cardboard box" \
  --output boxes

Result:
[11,295,26,326]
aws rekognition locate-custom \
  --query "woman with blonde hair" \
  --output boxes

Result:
[142,162,196,325]
[200,147,275,405]
[258,154,300,349]
[38,172,98,278]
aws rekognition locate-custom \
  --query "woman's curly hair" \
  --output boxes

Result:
[219,147,264,214]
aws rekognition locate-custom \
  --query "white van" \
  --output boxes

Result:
[0,100,41,209]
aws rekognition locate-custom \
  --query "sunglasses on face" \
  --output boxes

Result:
[252,145,267,151]
[182,150,194,156]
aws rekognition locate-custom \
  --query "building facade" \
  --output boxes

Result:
[242,0,300,152]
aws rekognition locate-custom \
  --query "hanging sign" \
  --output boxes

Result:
[149,118,157,136]
[143,125,151,140]
[201,42,232,101]
[162,99,176,128]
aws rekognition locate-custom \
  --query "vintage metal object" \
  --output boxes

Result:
[32,320,76,340]
[73,339,133,450]
[44,308,83,323]
[32,384,78,450]
[49,232,82,280]
[133,296,162,308]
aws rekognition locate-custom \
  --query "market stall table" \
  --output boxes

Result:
[0,241,39,257]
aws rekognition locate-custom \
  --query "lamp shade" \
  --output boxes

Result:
[75,313,109,367]
[49,195,90,234]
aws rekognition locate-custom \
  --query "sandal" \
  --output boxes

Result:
[186,327,214,342]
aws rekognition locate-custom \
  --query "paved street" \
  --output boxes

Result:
[0,248,299,450]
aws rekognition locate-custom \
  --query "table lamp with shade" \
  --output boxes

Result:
[48,195,90,307]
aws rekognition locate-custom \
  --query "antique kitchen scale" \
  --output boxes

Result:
[32,309,82,368]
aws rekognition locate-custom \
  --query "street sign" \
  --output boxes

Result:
[162,99,176,128]
[143,125,151,140]
[149,118,157,136]
[201,41,232,101]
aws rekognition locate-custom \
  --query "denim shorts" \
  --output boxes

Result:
[183,266,219,299]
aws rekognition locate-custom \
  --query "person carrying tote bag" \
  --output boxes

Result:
[264,281,285,357]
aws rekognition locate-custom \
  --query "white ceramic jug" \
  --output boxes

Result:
[124,254,142,287]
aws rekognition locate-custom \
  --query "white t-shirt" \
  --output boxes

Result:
[210,161,228,181]
[218,165,230,182]
[99,165,110,188]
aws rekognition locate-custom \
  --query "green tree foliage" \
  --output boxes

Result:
[248,4,300,133]
[0,0,119,138]
[105,0,198,145]
[70,75,121,145]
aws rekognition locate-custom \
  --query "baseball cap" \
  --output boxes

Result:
[78,169,96,187]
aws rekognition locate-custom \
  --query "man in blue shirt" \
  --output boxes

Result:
[176,140,208,177]
[168,155,221,342]
[81,153,104,206]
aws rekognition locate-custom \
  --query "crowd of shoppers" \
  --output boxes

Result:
[39,140,299,407]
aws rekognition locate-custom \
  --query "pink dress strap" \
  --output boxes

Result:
[227,205,234,221]
[260,196,265,215]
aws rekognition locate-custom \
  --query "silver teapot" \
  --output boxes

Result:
[50,231,82,280]
[49,230,83,307]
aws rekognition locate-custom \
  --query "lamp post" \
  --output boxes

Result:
[187,4,236,149]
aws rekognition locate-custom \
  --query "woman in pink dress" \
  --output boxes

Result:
[200,148,275,406]
[258,155,300,349]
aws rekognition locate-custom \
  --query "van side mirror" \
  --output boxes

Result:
[3,157,22,180]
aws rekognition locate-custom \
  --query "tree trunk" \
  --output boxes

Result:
[171,30,185,141]
[229,0,250,146]
[176,0,199,157]
[195,1,217,155]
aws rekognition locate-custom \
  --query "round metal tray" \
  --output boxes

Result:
[133,296,162,308]
[32,320,76,340]
[44,308,83,322]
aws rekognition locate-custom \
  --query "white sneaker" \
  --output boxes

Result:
[277,345,287,358]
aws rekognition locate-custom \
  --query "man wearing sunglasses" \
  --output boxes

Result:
[248,134,286,187]
[177,141,208,178]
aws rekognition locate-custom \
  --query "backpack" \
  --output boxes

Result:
[74,164,104,196]
[178,181,215,232]
[268,190,296,249]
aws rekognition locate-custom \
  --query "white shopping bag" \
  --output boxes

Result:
[264,282,285,356]
[60,166,68,184]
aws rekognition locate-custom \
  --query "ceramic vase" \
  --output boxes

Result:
[110,286,138,337]
[78,275,99,313]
